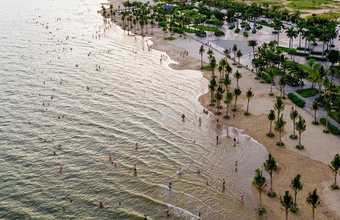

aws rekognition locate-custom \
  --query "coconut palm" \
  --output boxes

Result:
[268,109,276,136]
[263,153,277,196]
[329,154,340,188]
[278,74,288,98]
[219,58,227,79]
[233,87,242,111]
[224,91,234,119]
[274,96,285,120]
[199,44,205,68]
[280,191,293,220]
[295,115,306,149]
[253,168,267,213]
[207,48,214,62]
[234,70,242,88]
[290,107,299,137]
[273,18,282,45]
[311,101,319,125]
[290,174,303,207]
[275,114,286,146]
[247,39,258,60]
[306,189,320,220]
[245,87,254,115]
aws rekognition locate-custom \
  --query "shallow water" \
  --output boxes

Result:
[0,0,267,219]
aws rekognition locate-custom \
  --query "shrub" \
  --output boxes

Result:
[158,22,166,27]
[288,93,306,108]
[297,47,310,51]
[252,29,256,34]
[243,31,249,37]
[267,192,277,197]
[320,118,340,135]
[235,28,240,33]
[245,25,251,31]
[306,56,327,61]
[256,25,263,29]
[214,30,225,36]
[229,25,236,29]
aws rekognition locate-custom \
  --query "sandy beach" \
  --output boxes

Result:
[106,1,340,219]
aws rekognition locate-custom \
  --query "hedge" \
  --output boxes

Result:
[229,25,236,29]
[306,56,327,61]
[235,28,240,33]
[243,31,249,37]
[252,29,256,34]
[320,118,340,135]
[288,93,306,107]
[256,25,263,29]
[297,47,310,51]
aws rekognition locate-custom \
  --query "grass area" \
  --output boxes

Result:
[296,88,319,98]
[313,11,340,20]
[201,65,211,71]
[330,112,340,124]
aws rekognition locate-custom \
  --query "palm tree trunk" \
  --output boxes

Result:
[312,208,315,220]
[279,131,282,143]
[259,190,263,211]
[246,100,250,113]
[226,105,229,118]
[298,131,301,147]
[335,171,338,186]
[270,174,273,194]
[234,97,238,109]
[286,210,288,220]
[269,121,272,134]
[294,191,297,204]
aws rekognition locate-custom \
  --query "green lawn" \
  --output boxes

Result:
[196,25,219,32]
[296,88,319,98]
[331,112,340,124]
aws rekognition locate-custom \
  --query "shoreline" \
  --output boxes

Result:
[104,1,340,219]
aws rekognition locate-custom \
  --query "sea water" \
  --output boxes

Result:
[0,0,267,219]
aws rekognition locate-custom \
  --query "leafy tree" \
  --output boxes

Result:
[327,50,340,66]
[275,114,286,146]
[329,154,340,188]
[280,191,293,220]
[263,153,277,197]
[306,189,320,220]
[290,174,303,207]
[253,168,267,213]
[233,87,242,111]
[245,87,254,115]
[199,44,205,68]
[224,91,234,119]
[268,109,276,136]
[311,101,319,125]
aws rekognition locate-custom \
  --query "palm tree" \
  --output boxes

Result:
[275,114,286,146]
[279,74,288,98]
[263,153,277,197]
[289,107,299,138]
[280,191,293,220]
[236,49,243,64]
[219,58,227,79]
[286,27,298,48]
[295,115,306,149]
[311,101,319,125]
[247,39,258,60]
[223,73,232,92]
[245,87,254,115]
[273,18,282,45]
[290,174,303,209]
[199,44,205,68]
[268,69,275,95]
[234,70,242,88]
[215,85,224,112]
[224,91,234,119]
[209,76,217,106]
[210,56,217,76]
[207,48,214,62]
[233,87,242,111]
[329,154,340,188]
[274,96,285,120]
[223,48,231,60]
[306,189,320,220]
[232,44,238,63]
[268,109,276,136]
[253,168,267,213]
[324,98,333,133]
[109,4,114,20]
